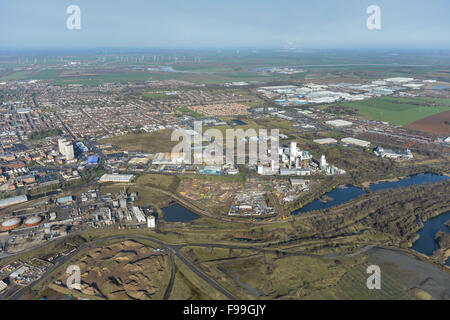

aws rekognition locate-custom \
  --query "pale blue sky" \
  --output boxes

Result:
[0,0,449,49]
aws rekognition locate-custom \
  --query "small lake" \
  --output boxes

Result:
[294,185,366,214]
[232,119,248,126]
[293,173,449,215]
[412,211,450,266]
[161,203,200,222]
[368,173,449,192]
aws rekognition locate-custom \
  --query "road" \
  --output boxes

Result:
[162,254,177,300]
[8,234,238,300]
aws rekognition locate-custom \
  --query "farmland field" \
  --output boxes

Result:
[406,110,450,135]
[340,97,450,125]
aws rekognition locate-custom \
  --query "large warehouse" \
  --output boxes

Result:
[314,138,338,145]
[0,195,28,208]
[325,119,353,127]
[99,174,135,183]
[341,137,371,147]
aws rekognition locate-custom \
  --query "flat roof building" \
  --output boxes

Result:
[86,156,99,164]
[290,178,307,186]
[132,206,146,224]
[325,119,353,127]
[57,196,74,204]
[374,146,413,160]
[314,138,338,145]
[99,174,134,183]
[0,195,28,208]
[9,266,29,280]
[341,137,371,147]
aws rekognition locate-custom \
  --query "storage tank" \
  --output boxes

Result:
[1,217,21,231]
[24,216,42,227]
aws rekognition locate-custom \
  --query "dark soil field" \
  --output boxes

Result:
[406,110,450,135]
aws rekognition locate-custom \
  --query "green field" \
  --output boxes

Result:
[177,107,204,119]
[100,129,177,153]
[305,264,415,300]
[340,97,450,125]
[0,71,32,81]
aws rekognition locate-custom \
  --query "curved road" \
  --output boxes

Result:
[9,234,238,300]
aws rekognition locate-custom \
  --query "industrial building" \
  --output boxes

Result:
[374,146,413,160]
[99,174,134,183]
[86,156,99,165]
[314,138,338,145]
[0,195,28,208]
[290,178,308,187]
[257,141,345,177]
[341,137,371,147]
[128,157,150,165]
[199,166,222,175]
[147,216,156,228]
[325,119,353,127]
[9,266,29,280]
[385,77,414,83]
[132,206,146,224]
[57,196,74,204]
[152,152,187,165]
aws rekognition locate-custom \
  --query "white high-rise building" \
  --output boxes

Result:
[147,216,156,228]
[58,139,74,160]
[290,142,297,157]
[320,155,328,169]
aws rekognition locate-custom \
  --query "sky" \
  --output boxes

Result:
[0,0,449,50]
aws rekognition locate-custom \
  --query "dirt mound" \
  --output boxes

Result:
[57,240,170,300]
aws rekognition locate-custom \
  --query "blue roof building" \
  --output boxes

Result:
[86,156,99,164]
[57,196,73,204]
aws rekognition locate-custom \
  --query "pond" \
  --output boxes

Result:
[368,173,449,192]
[161,203,200,222]
[293,185,366,214]
[412,211,450,266]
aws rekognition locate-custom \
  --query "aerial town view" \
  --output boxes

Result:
[0,0,449,314]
